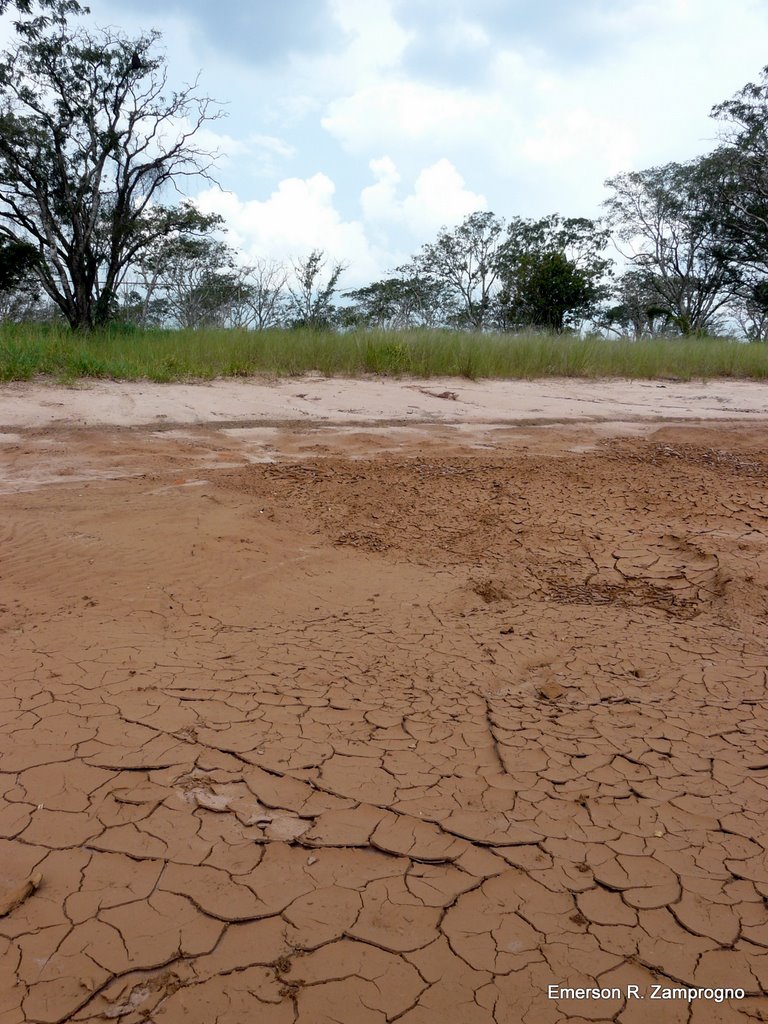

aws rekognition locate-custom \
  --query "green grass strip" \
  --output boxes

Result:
[1,324,767,382]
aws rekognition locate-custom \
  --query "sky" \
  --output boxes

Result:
[8,0,768,285]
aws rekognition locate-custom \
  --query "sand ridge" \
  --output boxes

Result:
[0,399,767,1023]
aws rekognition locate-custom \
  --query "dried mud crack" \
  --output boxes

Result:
[0,419,767,1024]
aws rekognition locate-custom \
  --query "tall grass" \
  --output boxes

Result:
[1,322,767,382]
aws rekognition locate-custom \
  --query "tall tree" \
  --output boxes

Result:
[0,25,221,330]
[710,67,768,279]
[496,215,611,332]
[731,279,768,342]
[237,258,289,330]
[603,159,738,336]
[599,269,678,339]
[286,250,345,329]
[124,204,241,329]
[412,211,506,330]
[344,274,454,330]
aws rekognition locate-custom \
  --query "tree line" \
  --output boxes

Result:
[1,1,768,339]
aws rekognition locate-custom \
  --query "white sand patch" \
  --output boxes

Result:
[0,376,767,429]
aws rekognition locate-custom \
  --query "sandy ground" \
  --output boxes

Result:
[1,379,768,1023]
[1,375,768,430]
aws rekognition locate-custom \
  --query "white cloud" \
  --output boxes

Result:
[437,17,491,52]
[322,79,509,152]
[191,126,251,162]
[250,135,296,159]
[189,159,486,292]
[361,158,487,236]
[522,107,636,178]
[193,175,386,286]
[582,0,696,34]
[321,61,637,215]
[230,134,297,179]
[9,0,768,275]
[329,0,413,79]
[321,0,768,220]
[360,157,402,220]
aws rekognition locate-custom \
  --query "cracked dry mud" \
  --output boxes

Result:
[1,419,767,1023]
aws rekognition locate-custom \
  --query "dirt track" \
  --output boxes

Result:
[1,390,768,1023]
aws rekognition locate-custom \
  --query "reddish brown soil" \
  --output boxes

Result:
[1,420,767,1023]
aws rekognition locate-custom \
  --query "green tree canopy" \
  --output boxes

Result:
[412,211,506,330]
[287,250,345,329]
[344,275,454,330]
[603,160,738,335]
[0,238,37,292]
[124,203,242,328]
[0,0,86,42]
[0,24,221,330]
[599,269,678,339]
[496,215,611,332]
[711,66,768,277]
